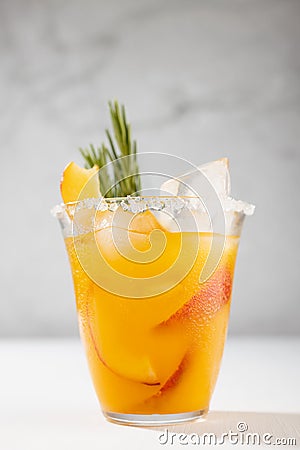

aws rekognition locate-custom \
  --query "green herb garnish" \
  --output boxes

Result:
[79,101,141,198]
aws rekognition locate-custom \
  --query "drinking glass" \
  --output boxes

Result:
[53,193,249,426]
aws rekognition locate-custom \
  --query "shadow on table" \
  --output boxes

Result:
[151,411,300,445]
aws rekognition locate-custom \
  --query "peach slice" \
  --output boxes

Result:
[161,266,233,326]
[154,354,188,396]
[129,210,165,233]
[60,161,100,204]
[142,349,210,414]
[94,209,164,235]
[145,322,188,385]
[142,303,231,414]
[86,300,160,386]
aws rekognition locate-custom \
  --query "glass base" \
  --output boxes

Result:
[104,409,208,426]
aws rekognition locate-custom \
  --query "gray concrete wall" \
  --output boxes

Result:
[1,0,299,336]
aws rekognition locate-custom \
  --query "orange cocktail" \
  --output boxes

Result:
[60,200,239,425]
[54,133,254,425]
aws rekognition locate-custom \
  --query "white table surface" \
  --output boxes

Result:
[1,337,299,449]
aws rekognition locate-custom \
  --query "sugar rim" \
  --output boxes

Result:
[51,195,255,218]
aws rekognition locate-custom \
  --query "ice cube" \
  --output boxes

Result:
[160,158,230,199]
[157,158,255,234]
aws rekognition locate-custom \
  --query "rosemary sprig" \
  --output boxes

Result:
[79,101,141,198]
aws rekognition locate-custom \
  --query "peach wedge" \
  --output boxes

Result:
[60,161,100,204]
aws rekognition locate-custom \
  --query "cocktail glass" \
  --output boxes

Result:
[53,180,253,425]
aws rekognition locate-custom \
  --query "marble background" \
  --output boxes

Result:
[1,0,299,336]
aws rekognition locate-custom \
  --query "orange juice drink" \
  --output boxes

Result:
[55,195,243,425]
[54,152,254,426]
